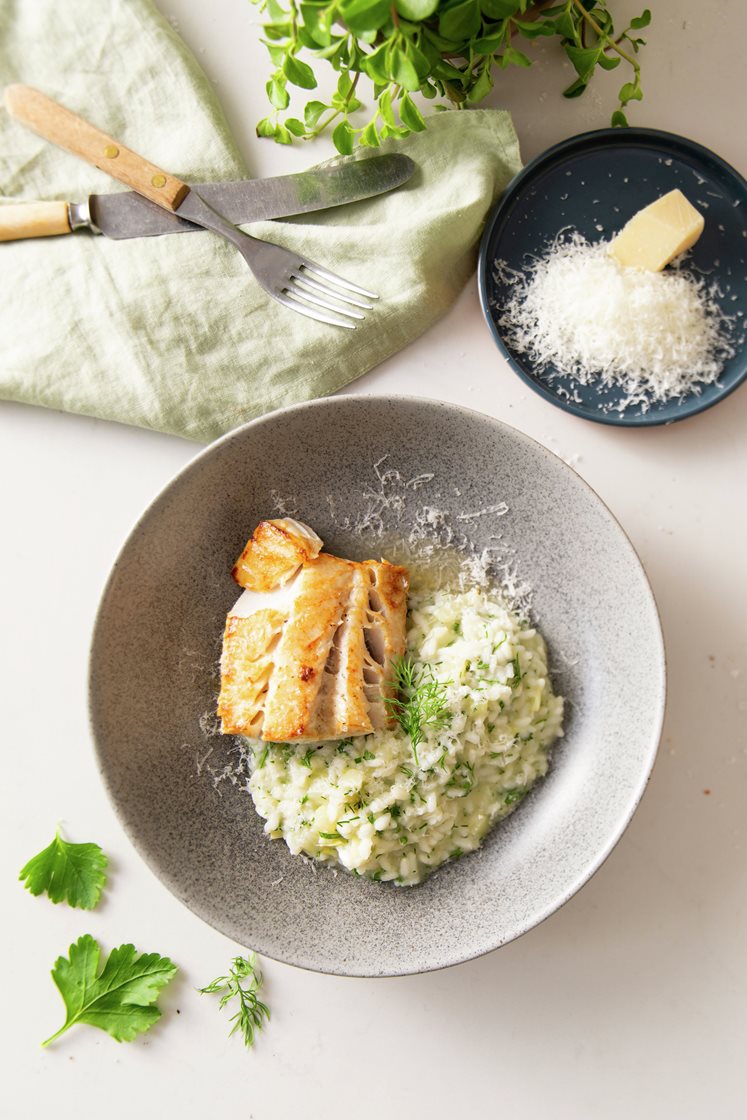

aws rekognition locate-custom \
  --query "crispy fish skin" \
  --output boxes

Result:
[232,518,322,592]
[256,556,410,741]
[360,559,409,727]
[219,518,410,742]
[261,554,356,742]
[327,559,411,734]
[217,609,285,736]
[330,564,375,736]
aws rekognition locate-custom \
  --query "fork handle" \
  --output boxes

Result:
[4,85,188,211]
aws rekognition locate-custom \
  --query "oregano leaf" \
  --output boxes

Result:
[630,9,651,29]
[399,92,426,131]
[303,99,328,128]
[565,44,601,83]
[253,0,649,151]
[283,54,318,89]
[359,119,381,146]
[438,0,481,41]
[395,0,439,18]
[338,0,391,35]
[388,46,420,91]
[256,116,278,139]
[332,120,355,154]
[266,73,289,109]
[619,78,643,103]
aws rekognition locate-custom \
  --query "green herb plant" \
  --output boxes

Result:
[19,828,108,910]
[199,953,270,1051]
[253,0,651,153]
[385,654,451,765]
[42,934,177,1046]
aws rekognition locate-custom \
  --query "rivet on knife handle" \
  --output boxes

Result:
[3,85,188,211]
[0,200,71,241]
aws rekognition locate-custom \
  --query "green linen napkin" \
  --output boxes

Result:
[0,0,522,443]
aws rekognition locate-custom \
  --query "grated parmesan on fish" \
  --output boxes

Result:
[494,232,736,412]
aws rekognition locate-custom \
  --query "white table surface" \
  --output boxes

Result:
[4,2,746,1117]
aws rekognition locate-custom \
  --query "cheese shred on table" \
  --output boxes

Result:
[494,232,735,411]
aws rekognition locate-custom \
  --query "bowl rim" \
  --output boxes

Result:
[88,393,667,975]
[478,126,747,428]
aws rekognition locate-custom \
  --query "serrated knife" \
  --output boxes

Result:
[0,149,414,243]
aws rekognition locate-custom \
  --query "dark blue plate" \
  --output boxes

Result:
[478,128,747,426]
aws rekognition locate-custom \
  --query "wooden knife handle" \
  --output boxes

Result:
[0,200,71,241]
[3,85,188,211]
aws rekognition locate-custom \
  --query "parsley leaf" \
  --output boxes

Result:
[199,953,269,1051]
[42,934,177,1046]
[19,829,108,910]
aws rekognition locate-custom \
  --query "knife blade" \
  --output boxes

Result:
[3,85,385,327]
[0,153,415,242]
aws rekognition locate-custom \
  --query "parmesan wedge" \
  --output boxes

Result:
[609,189,705,271]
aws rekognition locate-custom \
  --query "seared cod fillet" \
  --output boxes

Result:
[218,519,409,742]
[232,517,323,590]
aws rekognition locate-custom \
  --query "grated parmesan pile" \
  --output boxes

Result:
[494,232,735,411]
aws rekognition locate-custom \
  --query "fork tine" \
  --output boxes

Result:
[300,263,379,300]
[288,279,365,320]
[292,272,373,310]
[277,289,356,329]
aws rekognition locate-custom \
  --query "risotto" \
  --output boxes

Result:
[244,575,564,886]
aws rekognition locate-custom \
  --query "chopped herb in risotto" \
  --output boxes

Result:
[245,578,563,886]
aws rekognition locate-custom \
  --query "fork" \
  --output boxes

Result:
[4,85,378,329]
[177,188,377,328]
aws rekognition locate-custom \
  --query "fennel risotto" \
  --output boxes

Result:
[245,577,564,886]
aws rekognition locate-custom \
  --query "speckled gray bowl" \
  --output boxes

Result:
[90,395,665,976]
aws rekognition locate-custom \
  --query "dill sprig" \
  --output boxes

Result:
[385,655,451,766]
[198,952,269,1051]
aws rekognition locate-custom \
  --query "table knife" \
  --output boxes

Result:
[0,150,414,243]
[4,84,384,326]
